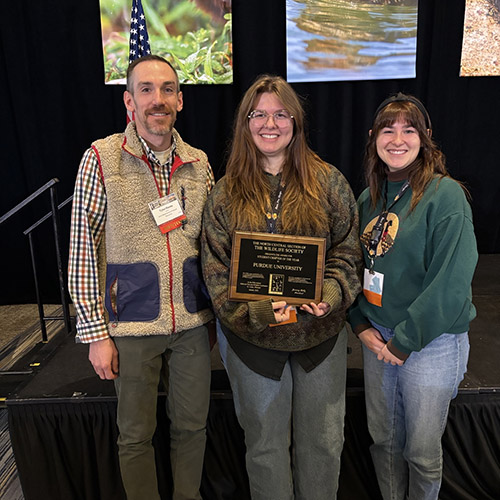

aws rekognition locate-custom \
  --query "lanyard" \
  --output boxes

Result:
[367,180,410,271]
[265,183,285,234]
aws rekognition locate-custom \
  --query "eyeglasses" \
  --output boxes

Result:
[248,109,294,126]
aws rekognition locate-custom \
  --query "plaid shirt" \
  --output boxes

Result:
[68,135,215,343]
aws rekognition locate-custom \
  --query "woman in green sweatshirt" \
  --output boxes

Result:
[349,93,477,500]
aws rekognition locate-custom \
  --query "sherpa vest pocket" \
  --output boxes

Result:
[105,262,160,322]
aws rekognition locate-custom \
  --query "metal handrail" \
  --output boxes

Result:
[0,179,58,224]
[23,195,73,235]
[0,178,73,341]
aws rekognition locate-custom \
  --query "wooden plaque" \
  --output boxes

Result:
[229,231,326,305]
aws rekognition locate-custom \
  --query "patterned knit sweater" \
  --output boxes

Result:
[201,166,363,351]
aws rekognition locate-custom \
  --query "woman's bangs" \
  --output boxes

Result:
[376,103,426,131]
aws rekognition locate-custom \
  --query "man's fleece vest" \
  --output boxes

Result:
[93,125,213,337]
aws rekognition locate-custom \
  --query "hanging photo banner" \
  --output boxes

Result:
[286,0,418,83]
[460,0,500,77]
[100,0,232,85]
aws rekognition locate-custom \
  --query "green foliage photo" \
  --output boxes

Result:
[100,0,232,84]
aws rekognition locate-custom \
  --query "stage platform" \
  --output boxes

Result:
[3,254,500,500]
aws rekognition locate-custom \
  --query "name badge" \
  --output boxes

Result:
[363,268,384,307]
[148,194,187,234]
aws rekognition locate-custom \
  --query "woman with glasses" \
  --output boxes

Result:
[201,74,362,499]
[349,93,477,500]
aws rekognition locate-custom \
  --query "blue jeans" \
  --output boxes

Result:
[362,322,469,500]
[114,326,211,500]
[218,323,347,500]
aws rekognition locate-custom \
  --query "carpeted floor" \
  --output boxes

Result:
[0,304,61,349]
[0,305,69,371]
[0,409,23,500]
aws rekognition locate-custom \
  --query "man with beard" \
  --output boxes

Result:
[68,55,214,500]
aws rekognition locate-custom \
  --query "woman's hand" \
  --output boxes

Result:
[377,344,404,366]
[272,301,291,323]
[300,302,331,317]
[359,328,404,365]
[358,327,386,355]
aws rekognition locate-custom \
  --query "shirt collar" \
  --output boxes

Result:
[386,161,418,182]
[138,135,177,168]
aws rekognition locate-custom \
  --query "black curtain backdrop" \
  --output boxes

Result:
[1,0,499,305]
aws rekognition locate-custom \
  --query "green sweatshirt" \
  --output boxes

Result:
[348,176,477,360]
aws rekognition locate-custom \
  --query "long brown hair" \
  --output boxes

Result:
[364,94,458,212]
[224,75,330,234]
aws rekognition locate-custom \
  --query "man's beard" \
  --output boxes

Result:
[144,107,176,136]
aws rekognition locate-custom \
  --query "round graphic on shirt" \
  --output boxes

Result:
[360,212,400,257]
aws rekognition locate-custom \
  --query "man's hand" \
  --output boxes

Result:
[89,338,119,380]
